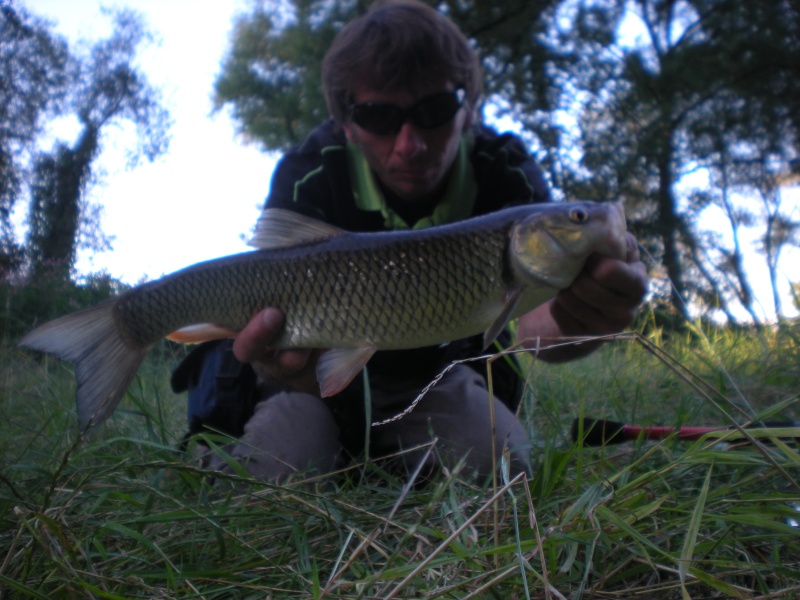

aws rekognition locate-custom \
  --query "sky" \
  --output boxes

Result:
[18,0,800,321]
[24,0,278,284]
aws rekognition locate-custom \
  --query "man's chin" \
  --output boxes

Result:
[386,177,440,202]
[393,188,437,203]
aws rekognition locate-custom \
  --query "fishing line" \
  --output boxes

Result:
[370,357,465,427]
[370,341,606,427]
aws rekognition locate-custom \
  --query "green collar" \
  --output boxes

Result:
[347,134,477,230]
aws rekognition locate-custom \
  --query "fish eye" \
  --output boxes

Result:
[569,207,589,223]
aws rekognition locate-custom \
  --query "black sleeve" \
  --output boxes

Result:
[263,122,346,221]
[262,121,387,231]
[265,153,327,219]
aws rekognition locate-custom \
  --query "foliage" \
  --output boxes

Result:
[25,126,101,283]
[571,0,800,324]
[0,268,128,341]
[0,2,70,272]
[213,0,800,324]
[1,324,799,597]
[213,0,350,150]
[0,4,171,281]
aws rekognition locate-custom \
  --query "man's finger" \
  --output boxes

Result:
[233,307,285,363]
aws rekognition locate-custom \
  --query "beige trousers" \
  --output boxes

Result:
[212,365,532,482]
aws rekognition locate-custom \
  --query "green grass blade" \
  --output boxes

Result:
[0,573,52,599]
[680,463,712,597]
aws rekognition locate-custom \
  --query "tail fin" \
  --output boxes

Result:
[19,299,150,431]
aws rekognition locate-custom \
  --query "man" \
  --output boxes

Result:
[223,0,648,482]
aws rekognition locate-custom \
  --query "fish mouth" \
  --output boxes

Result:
[509,201,631,290]
[539,202,628,260]
[602,202,629,260]
[554,201,627,260]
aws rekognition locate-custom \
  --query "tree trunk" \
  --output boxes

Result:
[655,138,690,320]
[29,123,99,281]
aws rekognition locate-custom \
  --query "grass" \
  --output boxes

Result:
[1,317,799,598]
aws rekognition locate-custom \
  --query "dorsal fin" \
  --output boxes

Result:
[249,208,346,250]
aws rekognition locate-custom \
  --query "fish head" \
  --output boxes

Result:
[510,201,628,289]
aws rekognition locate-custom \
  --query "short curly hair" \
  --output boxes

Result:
[322,0,483,123]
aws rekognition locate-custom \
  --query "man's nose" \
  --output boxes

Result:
[393,122,427,157]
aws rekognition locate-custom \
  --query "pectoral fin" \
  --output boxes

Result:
[166,323,239,344]
[483,288,523,350]
[316,345,377,397]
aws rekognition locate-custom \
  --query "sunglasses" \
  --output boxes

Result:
[348,88,466,136]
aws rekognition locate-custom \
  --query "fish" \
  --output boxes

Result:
[20,201,628,430]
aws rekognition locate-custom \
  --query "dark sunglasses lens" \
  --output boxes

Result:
[410,94,462,129]
[351,105,404,135]
[350,90,464,135]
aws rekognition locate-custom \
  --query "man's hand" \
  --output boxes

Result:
[552,233,648,335]
[233,307,322,395]
[518,232,649,361]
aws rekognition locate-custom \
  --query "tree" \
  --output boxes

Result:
[26,127,99,281]
[758,169,800,322]
[24,8,171,281]
[213,0,349,150]
[0,4,171,282]
[0,2,70,272]
[554,0,800,323]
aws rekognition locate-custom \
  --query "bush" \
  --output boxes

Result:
[0,268,129,340]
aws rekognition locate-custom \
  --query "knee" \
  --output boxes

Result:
[223,392,345,482]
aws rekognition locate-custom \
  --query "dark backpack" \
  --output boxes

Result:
[171,340,259,445]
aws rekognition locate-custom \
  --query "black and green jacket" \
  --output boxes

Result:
[266,119,550,230]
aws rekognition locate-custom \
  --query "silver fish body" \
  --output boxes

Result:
[20,201,627,429]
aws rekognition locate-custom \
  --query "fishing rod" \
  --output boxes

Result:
[571,417,800,447]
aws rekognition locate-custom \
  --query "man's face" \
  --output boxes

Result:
[342,80,472,204]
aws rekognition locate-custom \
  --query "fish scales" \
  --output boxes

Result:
[274,228,509,347]
[113,220,510,350]
[19,201,629,429]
